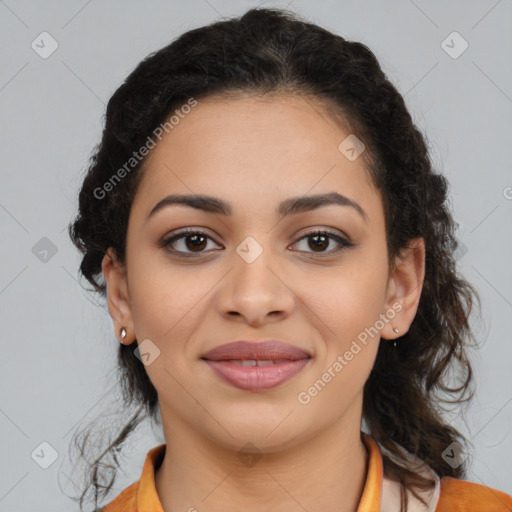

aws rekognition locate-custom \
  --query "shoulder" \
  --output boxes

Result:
[435,477,512,512]
[97,481,138,512]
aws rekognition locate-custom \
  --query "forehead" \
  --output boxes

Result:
[131,93,380,223]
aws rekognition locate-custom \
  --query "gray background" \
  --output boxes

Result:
[0,0,511,510]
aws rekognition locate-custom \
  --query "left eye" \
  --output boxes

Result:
[292,230,354,255]
[161,229,353,256]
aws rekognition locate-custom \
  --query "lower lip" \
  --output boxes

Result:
[204,359,310,391]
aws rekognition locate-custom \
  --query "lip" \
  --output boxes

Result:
[201,340,312,392]
[201,340,312,361]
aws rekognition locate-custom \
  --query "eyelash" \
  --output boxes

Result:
[160,228,354,257]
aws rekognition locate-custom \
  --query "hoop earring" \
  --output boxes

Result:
[120,326,127,345]
[392,327,399,348]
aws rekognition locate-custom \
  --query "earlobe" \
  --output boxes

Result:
[101,248,134,343]
[382,238,425,340]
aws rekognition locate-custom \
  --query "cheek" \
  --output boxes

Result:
[127,252,211,341]
[294,270,384,411]
[126,260,210,392]
[294,260,387,348]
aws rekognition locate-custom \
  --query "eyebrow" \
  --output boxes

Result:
[146,192,369,224]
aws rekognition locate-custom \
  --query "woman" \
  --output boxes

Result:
[68,7,512,512]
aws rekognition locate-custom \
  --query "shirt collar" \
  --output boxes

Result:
[132,432,439,512]
[136,441,166,512]
[357,432,383,511]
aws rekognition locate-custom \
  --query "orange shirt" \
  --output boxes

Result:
[100,432,512,511]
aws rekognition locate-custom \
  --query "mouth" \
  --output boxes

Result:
[201,340,312,391]
[211,359,296,366]
[201,340,312,361]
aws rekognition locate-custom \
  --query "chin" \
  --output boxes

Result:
[201,413,316,454]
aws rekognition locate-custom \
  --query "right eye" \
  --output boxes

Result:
[160,228,222,256]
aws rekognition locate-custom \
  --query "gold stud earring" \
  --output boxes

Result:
[120,327,127,345]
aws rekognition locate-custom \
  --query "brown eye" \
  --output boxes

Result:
[292,230,354,255]
[184,233,207,251]
[160,228,354,258]
[161,229,221,255]
[307,233,329,252]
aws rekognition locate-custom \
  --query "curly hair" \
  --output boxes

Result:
[67,7,480,511]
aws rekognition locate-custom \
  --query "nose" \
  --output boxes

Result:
[215,240,296,326]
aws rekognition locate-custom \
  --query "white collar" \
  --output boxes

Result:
[379,442,441,512]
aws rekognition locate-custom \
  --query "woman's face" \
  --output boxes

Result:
[102,93,424,453]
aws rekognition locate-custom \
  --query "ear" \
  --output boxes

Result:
[101,247,134,344]
[381,237,425,340]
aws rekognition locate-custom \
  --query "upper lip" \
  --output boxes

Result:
[201,340,312,361]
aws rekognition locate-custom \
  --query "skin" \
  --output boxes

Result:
[101,93,425,512]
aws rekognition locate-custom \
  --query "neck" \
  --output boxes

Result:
[155,408,369,512]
